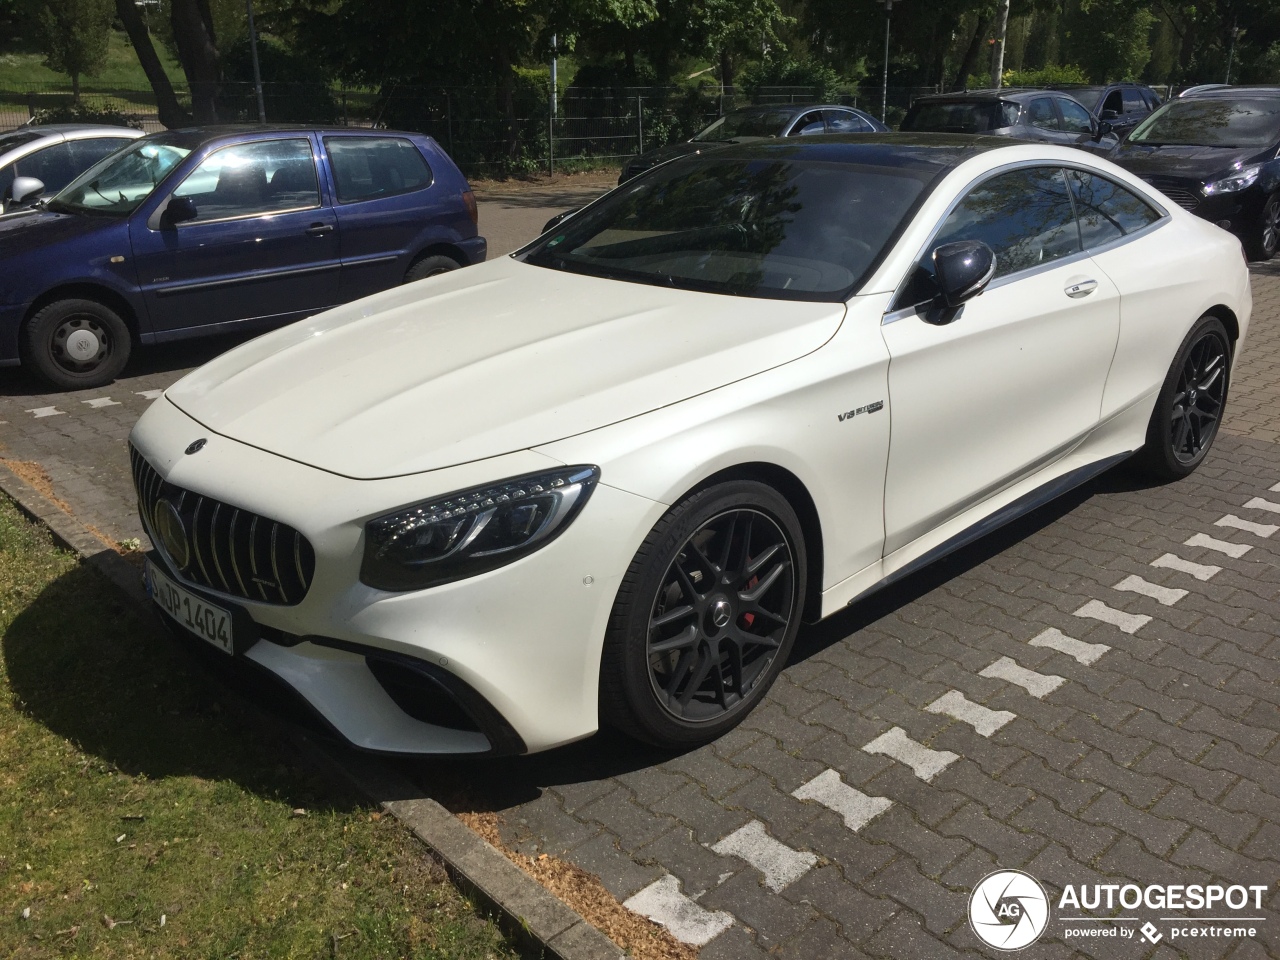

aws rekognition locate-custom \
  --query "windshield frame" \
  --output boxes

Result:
[46,133,202,217]
[1127,97,1280,148]
[516,153,946,303]
[691,109,798,142]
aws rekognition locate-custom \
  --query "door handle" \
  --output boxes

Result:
[1064,278,1098,298]
[306,223,334,236]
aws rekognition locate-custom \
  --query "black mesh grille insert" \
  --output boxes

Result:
[131,444,316,606]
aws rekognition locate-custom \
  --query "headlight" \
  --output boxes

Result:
[360,465,600,591]
[1203,164,1261,196]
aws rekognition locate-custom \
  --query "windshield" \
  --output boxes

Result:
[900,101,1020,133]
[1129,98,1280,148]
[48,138,192,215]
[520,155,933,301]
[693,110,796,141]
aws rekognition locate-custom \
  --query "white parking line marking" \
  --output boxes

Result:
[1074,599,1152,634]
[1243,497,1280,516]
[1113,574,1187,606]
[1184,533,1252,558]
[136,390,163,400]
[792,769,893,829]
[711,821,816,892]
[924,690,1015,737]
[1215,515,1277,538]
[81,397,121,409]
[26,406,63,418]
[862,726,958,781]
[1151,553,1221,581]
[623,874,734,946]
[979,657,1066,698]
[1271,481,1280,493]
[1028,627,1110,665]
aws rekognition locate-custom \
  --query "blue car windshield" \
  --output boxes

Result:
[48,138,193,216]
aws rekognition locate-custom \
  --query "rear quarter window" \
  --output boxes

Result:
[1067,169,1162,248]
[325,137,433,202]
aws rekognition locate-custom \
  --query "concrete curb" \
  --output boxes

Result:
[0,466,624,960]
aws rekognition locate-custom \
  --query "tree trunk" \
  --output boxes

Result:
[115,0,189,127]
[170,0,221,122]
[496,64,518,158]
[71,71,80,103]
[952,14,993,90]
[990,0,1011,88]
[719,47,734,92]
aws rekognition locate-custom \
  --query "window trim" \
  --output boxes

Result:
[322,135,435,205]
[166,136,322,228]
[883,158,1171,323]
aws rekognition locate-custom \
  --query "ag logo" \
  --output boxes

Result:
[969,870,1050,951]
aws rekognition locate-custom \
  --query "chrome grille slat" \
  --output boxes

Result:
[128,444,313,607]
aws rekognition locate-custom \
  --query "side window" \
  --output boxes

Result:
[788,111,826,136]
[173,138,318,223]
[14,142,77,192]
[1066,169,1162,248]
[824,109,872,133]
[1101,90,1123,117]
[325,137,433,201]
[1058,99,1094,134]
[1027,98,1060,130]
[1122,89,1147,114]
[70,137,132,170]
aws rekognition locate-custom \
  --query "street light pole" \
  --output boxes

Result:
[881,0,893,123]
[245,0,266,123]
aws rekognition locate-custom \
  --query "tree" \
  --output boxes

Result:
[113,0,188,127]
[35,0,113,100]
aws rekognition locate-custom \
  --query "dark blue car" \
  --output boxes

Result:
[0,126,486,390]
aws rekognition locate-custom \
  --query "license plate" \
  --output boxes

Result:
[146,561,234,655]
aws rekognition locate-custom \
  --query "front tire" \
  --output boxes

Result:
[21,298,131,391]
[403,254,461,284]
[1134,315,1231,481]
[1246,192,1280,261]
[600,481,807,748]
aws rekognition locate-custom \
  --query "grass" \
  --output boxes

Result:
[0,495,520,960]
[0,30,184,92]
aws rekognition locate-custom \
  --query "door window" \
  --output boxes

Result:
[1101,90,1123,117]
[172,138,319,223]
[13,142,76,192]
[1027,98,1060,130]
[1058,99,1094,134]
[788,111,826,136]
[325,137,433,202]
[1066,169,1162,248]
[1122,89,1147,114]
[824,109,873,133]
[70,137,133,171]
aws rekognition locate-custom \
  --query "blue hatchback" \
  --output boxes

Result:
[0,126,486,389]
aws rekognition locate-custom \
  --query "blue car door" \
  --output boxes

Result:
[129,134,339,337]
[322,134,439,301]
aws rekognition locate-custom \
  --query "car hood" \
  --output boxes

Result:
[0,207,118,255]
[630,137,763,171]
[1108,142,1266,181]
[165,257,846,480]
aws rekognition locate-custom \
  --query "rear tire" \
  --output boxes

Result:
[21,298,131,391]
[404,255,462,284]
[1246,192,1280,261]
[600,481,806,748]
[1133,315,1230,482]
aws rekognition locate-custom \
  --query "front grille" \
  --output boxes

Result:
[131,445,316,606]
[1143,176,1200,210]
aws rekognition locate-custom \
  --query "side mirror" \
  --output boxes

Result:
[933,240,995,309]
[1097,119,1114,139]
[542,208,579,234]
[1099,108,1120,121]
[163,194,198,225]
[10,176,44,205]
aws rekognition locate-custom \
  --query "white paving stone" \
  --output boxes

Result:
[81,397,121,409]
[623,874,734,946]
[1243,496,1280,516]
[1271,481,1280,493]
[1151,553,1221,581]
[792,769,893,830]
[711,821,816,892]
[1215,514,1278,538]
[861,726,958,781]
[136,390,164,400]
[1028,627,1110,665]
[979,657,1066,699]
[1074,599,1152,634]
[1184,533,1252,559]
[924,690,1015,737]
[25,406,63,418]
[1113,574,1187,607]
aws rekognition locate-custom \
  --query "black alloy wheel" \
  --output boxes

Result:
[1247,192,1280,261]
[1136,315,1231,481]
[600,481,806,748]
[21,298,131,391]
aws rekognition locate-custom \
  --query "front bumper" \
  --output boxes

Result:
[130,396,665,755]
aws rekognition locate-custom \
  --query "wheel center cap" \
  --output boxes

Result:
[711,599,733,629]
[65,329,100,361]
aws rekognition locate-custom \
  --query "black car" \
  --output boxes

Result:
[900,88,1118,154]
[1046,82,1162,137]
[618,103,888,183]
[1108,86,1280,260]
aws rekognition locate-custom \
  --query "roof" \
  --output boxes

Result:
[728,103,867,115]
[912,88,1086,104]
[1181,85,1280,99]
[700,132,1021,168]
[144,124,422,144]
[5,123,141,138]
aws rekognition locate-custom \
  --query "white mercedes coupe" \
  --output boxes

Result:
[130,135,1251,756]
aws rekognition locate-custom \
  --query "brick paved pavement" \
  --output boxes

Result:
[0,208,1276,957]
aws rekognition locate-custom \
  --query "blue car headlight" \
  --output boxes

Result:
[1203,164,1261,196]
[360,465,601,591]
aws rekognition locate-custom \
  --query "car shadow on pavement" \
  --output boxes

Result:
[2,560,360,811]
